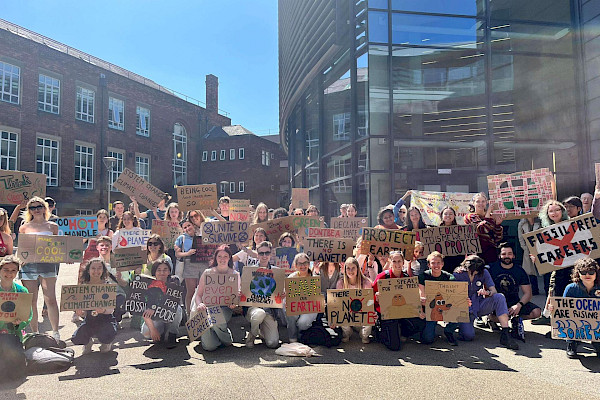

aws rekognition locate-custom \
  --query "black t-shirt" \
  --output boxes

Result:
[489,260,529,306]
[418,269,455,285]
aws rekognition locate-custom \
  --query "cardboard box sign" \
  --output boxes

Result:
[415,224,482,257]
[291,188,310,210]
[0,169,46,205]
[17,234,84,264]
[177,184,218,213]
[293,216,324,242]
[124,275,183,323]
[201,272,239,306]
[410,190,475,226]
[360,228,415,260]
[186,305,227,342]
[550,296,600,342]
[239,267,286,308]
[487,168,556,220]
[285,276,325,316]
[0,292,33,322]
[191,237,219,263]
[229,199,250,222]
[113,167,168,210]
[523,213,600,275]
[301,237,355,263]
[201,221,250,245]
[306,227,345,239]
[151,220,183,250]
[326,288,377,327]
[111,246,147,271]
[60,284,118,311]
[377,277,421,320]
[424,281,470,323]
[275,247,298,270]
[330,217,368,239]
[56,216,98,237]
[115,229,152,249]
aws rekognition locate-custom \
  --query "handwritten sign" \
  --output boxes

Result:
[378,277,421,320]
[291,188,310,209]
[327,288,377,327]
[56,216,98,237]
[285,276,325,316]
[201,221,250,245]
[151,220,183,250]
[424,281,469,323]
[595,163,600,189]
[524,213,600,275]
[60,284,118,311]
[111,246,146,271]
[306,227,345,239]
[488,168,556,220]
[330,217,368,239]
[416,224,481,257]
[275,247,298,270]
[202,272,239,306]
[124,275,183,323]
[191,237,218,263]
[177,184,218,213]
[186,306,227,341]
[0,292,32,322]
[293,216,324,242]
[115,229,152,248]
[250,216,324,243]
[301,237,355,263]
[17,234,84,264]
[239,267,286,308]
[360,228,415,260]
[550,296,600,342]
[410,190,474,226]
[0,169,46,205]
[229,199,250,222]
[113,167,168,210]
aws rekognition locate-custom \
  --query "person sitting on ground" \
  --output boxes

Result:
[0,255,32,343]
[336,257,373,344]
[286,253,319,343]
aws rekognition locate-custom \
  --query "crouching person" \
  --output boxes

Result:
[336,257,373,343]
[286,253,319,343]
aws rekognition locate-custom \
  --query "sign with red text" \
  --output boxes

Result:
[330,217,368,239]
[56,216,98,237]
[285,276,325,316]
[113,168,168,210]
[0,169,46,205]
[151,220,183,250]
[115,229,152,248]
[177,184,218,213]
[275,247,298,270]
[550,296,600,342]
[378,277,421,320]
[360,228,415,260]
[250,216,324,242]
[424,281,469,323]
[0,292,32,322]
[416,224,481,257]
[301,237,355,263]
[306,227,345,239]
[17,234,84,264]
[239,267,286,308]
[326,288,377,327]
[410,190,474,226]
[202,272,239,306]
[229,199,250,222]
[191,237,218,263]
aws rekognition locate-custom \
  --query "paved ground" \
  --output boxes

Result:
[1,264,599,400]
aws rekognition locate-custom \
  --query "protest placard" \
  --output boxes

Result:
[239,267,286,308]
[111,247,146,271]
[291,188,310,210]
[596,163,600,189]
[424,281,470,323]
[249,216,323,242]
[330,217,368,239]
[524,213,600,275]
[326,288,377,327]
[201,221,250,245]
[124,275,183,323]
[275,247,298,270]
[191,237,218,263]
[229,199,250,222]
[113,167,168,210]
[0,169,46,205]
[186,305,227,342]
[115,229,152,248]
[292,216,324,242]
[306,227,345,239]
[549,296,600,342]
[0,292,33,322]
[177,184,218,213]
[410,190,474,226]
[487,168,556,220]
[56,216,98,237]
[17,234,84,264]
[301,237,355,263]
[82,239,99,262]
[285,276,325,316]
[202,272,239,306]
[416,224,481,257]
[377,277,421,320]
[60,284,118,311]
[360,228,415,260]
[151,220,183,250]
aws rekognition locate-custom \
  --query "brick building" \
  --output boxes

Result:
[0,19,230,215]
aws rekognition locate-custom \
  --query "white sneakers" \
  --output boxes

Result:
[51,331,61,342]
[99,343,112,353]
[82,340,113,354]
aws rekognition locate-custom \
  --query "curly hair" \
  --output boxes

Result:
[116,211,140,230]
[377,206,395,226]
[0,255,23,271]
[539,200,568,228]
[81,258,109,283]
[571,257,600,286]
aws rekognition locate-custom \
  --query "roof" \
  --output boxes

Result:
[222,125,256,136]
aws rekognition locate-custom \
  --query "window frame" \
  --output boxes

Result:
[220,149,226,160]
[0,61,21,104]
[74,142,94,190]
[108,96,125,130]
[173,123,187,186]
[76,86,95,123]
[230,149,235,160]
[38,73,60,114]
[239,181,245,193]
[136,106,150,136]
[36,135,60,187]
[239,148,245,160]
[107,149,125,192]
[211,150,217,161]
[135,153,151,183]
[202,151,208,162]
[0,129,18,171]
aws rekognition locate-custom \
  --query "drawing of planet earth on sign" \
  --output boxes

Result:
[1,301,16,312]
[250,276,276,297]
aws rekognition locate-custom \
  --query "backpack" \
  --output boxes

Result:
[23,333,66,350]
[25,347,74,374]
[0,333,26,381]
[299,316,342,348]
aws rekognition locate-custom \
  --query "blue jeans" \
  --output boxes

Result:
[421,321,458,344]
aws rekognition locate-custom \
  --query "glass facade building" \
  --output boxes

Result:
[279,0,593,222]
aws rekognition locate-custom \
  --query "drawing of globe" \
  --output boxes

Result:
[1,301,15,312]
[250,276,276,297]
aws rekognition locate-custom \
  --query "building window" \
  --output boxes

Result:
[230,182,235,193]
[108,97,124,130]
[75,209,94,216]
[76,87,95,123]
[136,106,150,136]
[333,112,351,141]
[230,149,235,160]
[239,181,245,193]
[202,151,208,162]
[74,144,94,190]
[173,123,187,186]
[107,150,124,192]
[239,148,245,159]
[135,154,150,182]
[220,182,227,194]
[262,150,271,166]
[36,137,59,186]
[0,61,20,104]
[220,150,226,160]
[211,151,217,161]
[38,74,60,114]
[0,130,18,170]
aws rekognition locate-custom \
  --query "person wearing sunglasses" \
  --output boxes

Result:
[145,234,173,275]
[393,191,411,226]
[0,207,14,257]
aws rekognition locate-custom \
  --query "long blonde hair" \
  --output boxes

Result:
[343,257,366,289]
[23,196,50,222]
[253,202,269,224]
[164,202,183,222]
[0,208,10,234]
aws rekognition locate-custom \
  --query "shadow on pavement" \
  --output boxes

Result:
[129,339,194,370]
[0,377,27,399]
[58,351,119,381]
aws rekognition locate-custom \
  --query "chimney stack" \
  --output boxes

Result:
[206,74,218,113]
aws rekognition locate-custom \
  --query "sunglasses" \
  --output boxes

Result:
[28,205,44,211]
[257,251,271,256]
[147,242,160,247]
[579,270,597,276]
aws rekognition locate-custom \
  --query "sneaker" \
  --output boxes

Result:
[500,328,519,350]
[444,332,458,346]
[531,316,551,325]
[166,333,177,349]
[51,331,61,343]
[474,317,486,328]
[245,333,256,348]
[487,320,500,331]
[566,342,578,359]
[122,312,132,319]
[82,340,93,355]
[72,313,82,323]
[99,342,112,353]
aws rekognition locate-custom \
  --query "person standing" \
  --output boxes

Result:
[109,201,125,232]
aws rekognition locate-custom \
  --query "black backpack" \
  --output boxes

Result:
[299,316,342,348]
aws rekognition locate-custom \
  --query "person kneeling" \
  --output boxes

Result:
[286,253,319,343]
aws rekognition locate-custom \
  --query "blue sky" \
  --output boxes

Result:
[2,1,279,136]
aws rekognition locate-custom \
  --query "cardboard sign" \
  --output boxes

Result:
[424,281,470,323]
[595,163,600,189]
[326,288,377,327]
[115,229,152,248]
[202,272,239,306]
[377,277,421,320]
[113,167,168,210]
[111,247,146,271]
[275,247,298,270]
[124,275,183,323]
[151,220,183,250]
[360,228,415,260]
[524,213,600,275]
[17,234,84,264]
[0,292,32,322]
[60,284,118,311]
[291,188,310,210]
[229,199,250,222]
[186,305,227,342]
[330,217,368,239]
[0,169,46,205]
[201,221,250,245]
[191,237,218,263]
[293,216,324,242]
[239,267,286,308]
[177,184,218,213]
[250,216,324,243]
[56,216,98,237]
[487,168,556,220]
[410,190,474,226]
[550,296,600,342]
[285,276,325,316]
[416,224,482,257]
[83,239,99,262]
[301,237,355,263]
[306,227,345,239]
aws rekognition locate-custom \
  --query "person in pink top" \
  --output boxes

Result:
[336,257,373,343]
